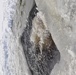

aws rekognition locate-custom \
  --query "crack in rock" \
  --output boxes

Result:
[21,3,60,75]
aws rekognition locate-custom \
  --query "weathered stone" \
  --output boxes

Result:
[35,0,76,75]
[1,0,76,75]
[0,0,34,75]
[21,3,60,75]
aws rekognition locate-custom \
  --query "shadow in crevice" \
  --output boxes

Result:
[20,3,60,75]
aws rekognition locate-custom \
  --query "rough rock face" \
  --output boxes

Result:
[21,3,60,75]
[35,0,76,75]
[1,0,76,75]
[0,0,34,75]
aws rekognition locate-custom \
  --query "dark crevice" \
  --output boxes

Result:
[20,0,22,6]
[20,2,60,75]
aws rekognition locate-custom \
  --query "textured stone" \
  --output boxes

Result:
[0,0,34,75]
[35,0,76,75]
[21,3,60,75]
[1,0,76,75]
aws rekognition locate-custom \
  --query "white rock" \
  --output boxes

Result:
[0,0,34,75]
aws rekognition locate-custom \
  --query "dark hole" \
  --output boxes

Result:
[20,0,22,5]
[20,3,60,75]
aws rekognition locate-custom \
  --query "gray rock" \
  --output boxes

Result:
[0,0,34,75]
[21,3,60,75]
[35,0,76,75]
[1,0,76,75]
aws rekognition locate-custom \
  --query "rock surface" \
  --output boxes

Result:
[35,0,76,75]
[21,4,60,75]
[0,0,34,75]
[1,0,76,75]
